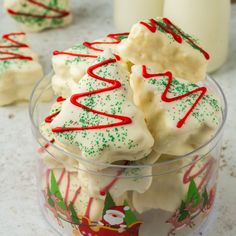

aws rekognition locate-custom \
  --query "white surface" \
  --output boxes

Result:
[0,1,235,236]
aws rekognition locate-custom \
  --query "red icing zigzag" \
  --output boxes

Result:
[53,33,129,59]
[51,58,132,132]
[0,32,33,61]
[140,18,209,60]
[142,65,207,128]
[7,0,70,19]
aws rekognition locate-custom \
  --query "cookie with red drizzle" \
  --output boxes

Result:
[0,32,43,106]
[118,17,209,83]
[130,65,221,156]
[49,50,153,169]
[52,32,129,97]
[4,0,72,32]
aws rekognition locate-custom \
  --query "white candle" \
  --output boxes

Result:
[114,0,164,32]
[163,0,230,72]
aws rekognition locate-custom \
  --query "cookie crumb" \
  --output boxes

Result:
[230,171,236,178]
[8,113,15,119]
[222,145,227,151]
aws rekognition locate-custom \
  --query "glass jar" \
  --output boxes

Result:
[29,74,227,236]
[163,0,231,73]
[114,0,164,32]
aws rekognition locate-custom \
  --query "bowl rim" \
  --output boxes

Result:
[29,72,228,171]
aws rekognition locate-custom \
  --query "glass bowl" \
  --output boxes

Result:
[29,73,227,236]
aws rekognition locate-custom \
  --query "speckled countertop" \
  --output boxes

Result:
[0,1,235,236]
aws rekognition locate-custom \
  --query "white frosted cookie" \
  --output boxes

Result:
[4,0,72,32]
[42,168,104,221]
[0,32,43,106]
[132,154,217,214]
[48,50,154,168]
[52,33,129,97]
[43,168,140,235]
[130,65,221,156]
[39,98,79,171]
[118,17,209,83]
[77,150,160,199]
[132,155,185,213]
[42,168,131,226]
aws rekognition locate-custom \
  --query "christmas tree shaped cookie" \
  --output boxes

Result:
[118,17,209,82]
[49,50,154,168]
[130,65,221,155]
[52,33,129,97]
[43,99,158,203]
[4,0,72,32]
[0,32,43,106]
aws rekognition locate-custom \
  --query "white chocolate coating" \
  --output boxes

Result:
[4,0,72,32]
[39,101,79,171]
[132,154,217,213]
[118,17,209,83]
[51,50,154,168]
[132,155,185,213]
[0,32,43,106]
[52,33,129,97]
[78,151,160,199]
[42,168,104,221]
[130,65,221,155]
[42,168,128,222]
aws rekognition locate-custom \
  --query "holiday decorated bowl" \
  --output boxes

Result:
[29,73,227,236]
